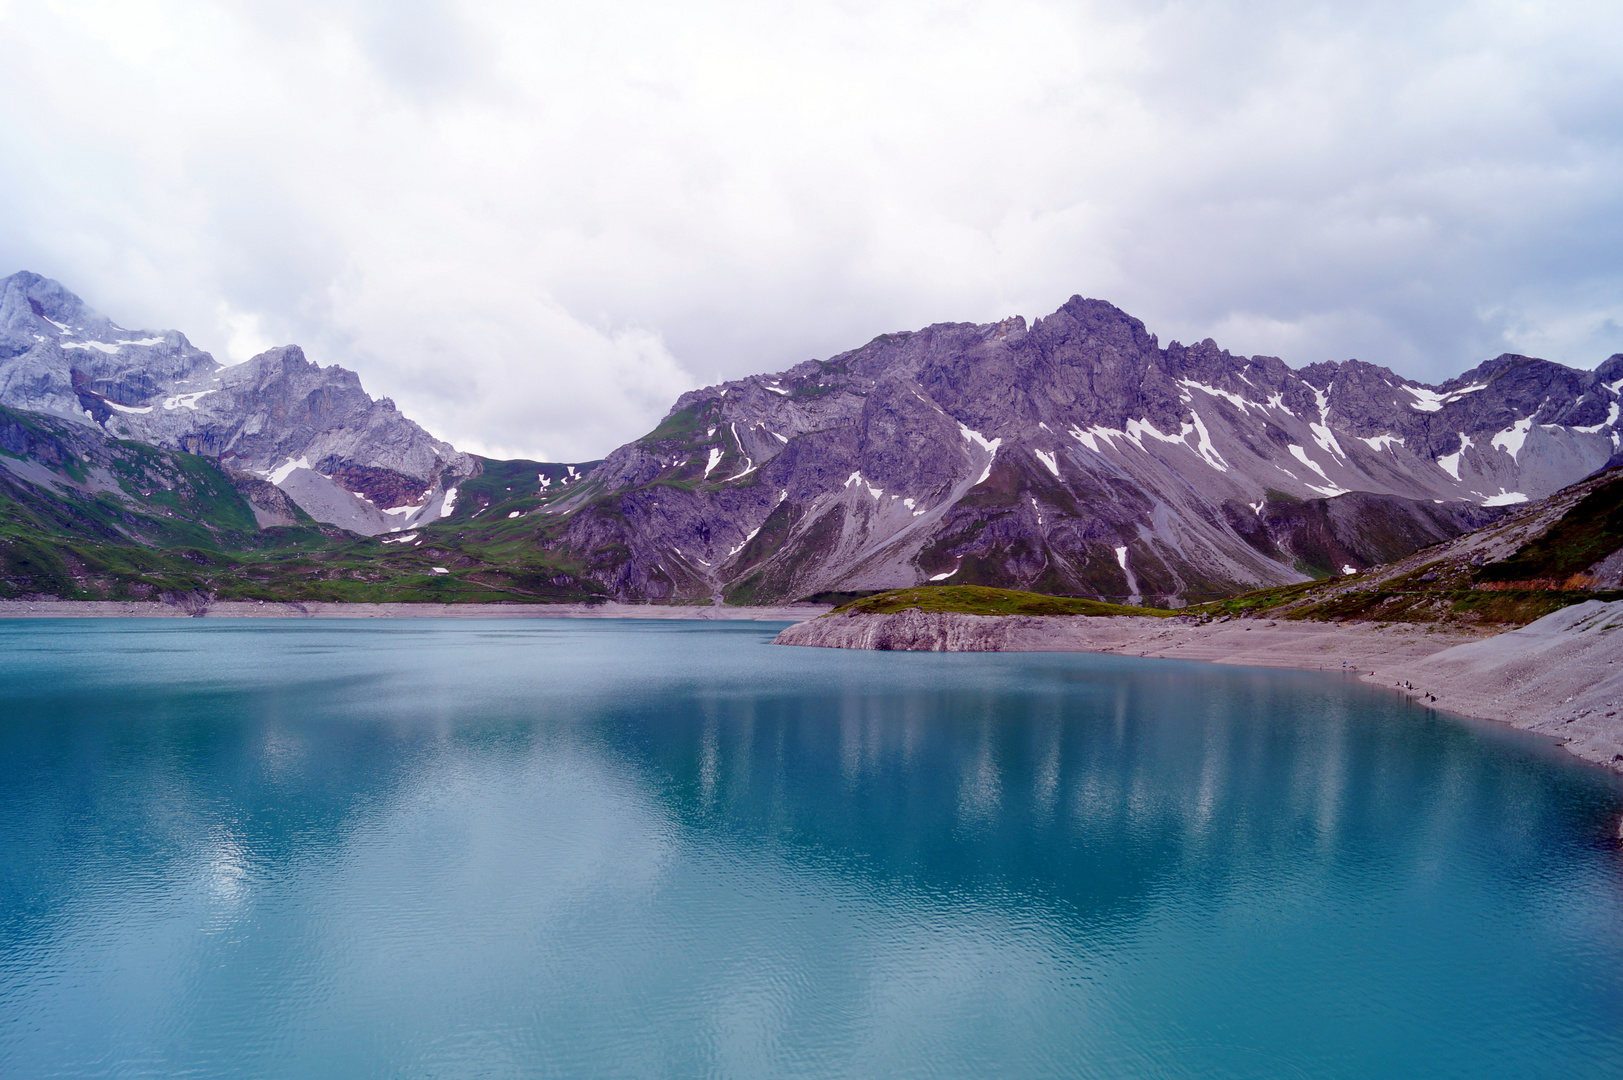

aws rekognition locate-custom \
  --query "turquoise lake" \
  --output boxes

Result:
[1,618,1621,1079]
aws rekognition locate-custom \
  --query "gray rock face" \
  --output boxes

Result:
[0,271,217,415]
[224,469,309,529]
[0,272,475,534]
[772,609,1081,651]
[553,297,1622,604]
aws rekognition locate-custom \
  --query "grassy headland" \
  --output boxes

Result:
[831,585,1170,618]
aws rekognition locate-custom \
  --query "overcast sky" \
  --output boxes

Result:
[2,0,1620,460]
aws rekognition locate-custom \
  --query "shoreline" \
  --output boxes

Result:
[0,599,831,621]
[774,606,1623,775]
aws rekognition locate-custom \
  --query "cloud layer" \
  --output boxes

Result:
[2,0,1620,459]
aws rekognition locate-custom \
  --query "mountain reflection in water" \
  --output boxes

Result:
[1,618,1620,1080]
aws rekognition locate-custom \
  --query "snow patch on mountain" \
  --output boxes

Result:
[1492,418,1534,460]
[163,390,213,410]
[1187,411,1229,471]
[1482,490,1529,506]
[1288,444,1332,481]
[1436,435,1471,480]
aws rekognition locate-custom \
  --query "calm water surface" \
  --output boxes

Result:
[1,618,1621,1079]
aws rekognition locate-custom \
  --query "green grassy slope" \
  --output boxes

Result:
[1185,467,1623,626]
[0,405,337,599]
[832,585,1171,618]
[1474,472,1623,585]
[0,405,270,548]
[0,410,612,603]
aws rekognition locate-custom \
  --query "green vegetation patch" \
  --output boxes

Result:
[832,585,1170,618]
[1476,472,1623,584]
[1183,576,1623,627]
[1186,578,1331,618]
[639,407,703,445]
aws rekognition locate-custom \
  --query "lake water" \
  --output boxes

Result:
[1,618,1621,1079]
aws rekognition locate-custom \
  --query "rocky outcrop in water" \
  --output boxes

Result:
[773,608,1126,651]
[554,297,1621,604]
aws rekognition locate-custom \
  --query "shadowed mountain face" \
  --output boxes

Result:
[550,298,1620,605]
[0,272,475,536]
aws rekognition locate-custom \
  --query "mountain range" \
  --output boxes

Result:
[548,297,1619,604]
[2,270,1619,609]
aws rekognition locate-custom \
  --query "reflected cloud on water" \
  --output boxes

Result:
[0,618,1620,1079]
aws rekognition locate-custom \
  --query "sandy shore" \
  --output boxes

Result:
[776,604,1623,774]
[0,599,830,621]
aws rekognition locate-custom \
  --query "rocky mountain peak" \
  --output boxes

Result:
[0,271,218,409]
[555,294,1623,606]
[1037,295,1159,351]
[0,272,476,536]
[3,270,101,335]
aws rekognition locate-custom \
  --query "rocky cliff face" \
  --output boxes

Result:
[0,272,475,535]
[773,608,1145,651]
[0,272,217,412]
[552,297,1621,604]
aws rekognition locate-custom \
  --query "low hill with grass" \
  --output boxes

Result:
[831,585,1170,618]
[0,404,611,605]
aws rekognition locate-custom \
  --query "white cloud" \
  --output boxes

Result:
[1,0,1620,459]
[216,303,276,364]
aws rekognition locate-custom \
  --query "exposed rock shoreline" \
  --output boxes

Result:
[0,599,830,621]
[775,604,1623,774]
